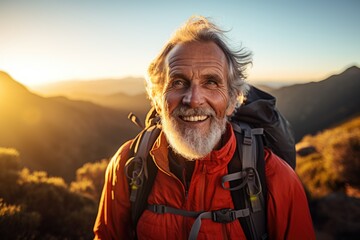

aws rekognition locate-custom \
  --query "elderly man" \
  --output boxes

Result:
[94,16,315,239]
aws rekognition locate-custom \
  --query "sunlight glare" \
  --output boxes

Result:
[1,55,69,87]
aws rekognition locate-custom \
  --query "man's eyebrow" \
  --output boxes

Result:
[169,72,188,80]
[203,74,222,82]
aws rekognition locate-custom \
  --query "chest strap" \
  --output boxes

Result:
[148,204,250,240]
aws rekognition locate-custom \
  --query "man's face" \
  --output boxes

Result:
[158,41,235,160]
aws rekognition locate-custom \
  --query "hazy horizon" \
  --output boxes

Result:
[2,64,358,94]
[1,0,359,87]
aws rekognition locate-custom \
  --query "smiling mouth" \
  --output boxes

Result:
[180,115,209,122]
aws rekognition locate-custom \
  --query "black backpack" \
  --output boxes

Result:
[124,86,296,240]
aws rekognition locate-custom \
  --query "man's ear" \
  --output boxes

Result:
[154,99,162,114]
[226,94,244,116]
[226,102,236,116]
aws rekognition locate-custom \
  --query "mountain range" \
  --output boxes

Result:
[1,66,359,180]
[32,77,151,116]
[269,66,360,141]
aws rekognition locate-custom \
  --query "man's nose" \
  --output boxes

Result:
[182,85,204,108]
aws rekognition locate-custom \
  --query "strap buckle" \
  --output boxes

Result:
[212,209,236,223]
[152,204,167,214]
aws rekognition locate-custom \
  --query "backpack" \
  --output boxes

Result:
[124,86,296,240]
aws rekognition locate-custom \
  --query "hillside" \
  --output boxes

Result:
[270,66,360,141]
[0,72,140,181]
[296,115,360,197]
[295,116,360,238]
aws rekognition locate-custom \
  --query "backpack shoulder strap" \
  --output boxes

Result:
[233,86,296,169]
[124,124,161,229]
[226,122,268,240]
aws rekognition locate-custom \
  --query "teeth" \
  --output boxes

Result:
[182,115,208,122]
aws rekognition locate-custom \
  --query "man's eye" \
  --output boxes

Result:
[207,80,217,84]
[172,79,186,88]
[205,79,218,86]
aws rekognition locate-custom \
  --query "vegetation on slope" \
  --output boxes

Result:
[296,116,360,239]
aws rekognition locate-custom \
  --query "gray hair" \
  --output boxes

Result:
[146,16,252,110]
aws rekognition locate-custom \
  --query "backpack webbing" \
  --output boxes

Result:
[228,123,268,240]
[124,125,160,227]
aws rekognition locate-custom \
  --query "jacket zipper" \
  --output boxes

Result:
[199,163,206,210]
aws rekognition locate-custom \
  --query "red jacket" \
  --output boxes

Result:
[94,125,315,239]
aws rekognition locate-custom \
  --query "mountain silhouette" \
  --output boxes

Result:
[269,66,360,141]
[0,71,29,95]
[32,77,151,116]
[0,72,141,181]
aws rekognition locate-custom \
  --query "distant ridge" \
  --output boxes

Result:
[31,76,151,115]
[271,65,360,141]
[0,71,29,94]
[32,77,146,96]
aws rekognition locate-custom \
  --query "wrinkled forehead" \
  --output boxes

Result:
[165,41,228,68]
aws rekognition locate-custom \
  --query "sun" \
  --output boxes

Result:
[0,56,67,87]
[1,65,55,87]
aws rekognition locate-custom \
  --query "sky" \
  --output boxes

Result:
[0,0,359,87]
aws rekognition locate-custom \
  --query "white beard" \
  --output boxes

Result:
[160,105,227,160]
